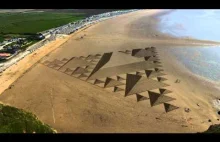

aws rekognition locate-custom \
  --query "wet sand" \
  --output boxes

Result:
[0,10,220,133]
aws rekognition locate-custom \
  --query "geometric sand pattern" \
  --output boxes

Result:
[148,91,176,107]
[136,94,149,102]
[164,103,179,113]
[126,76,170,96]
[41,47,179,113]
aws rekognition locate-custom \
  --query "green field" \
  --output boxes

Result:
[0,35,4,42]
[0,103,56,133]
[0,12,84,35]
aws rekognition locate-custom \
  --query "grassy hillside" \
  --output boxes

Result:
[204,124,220,133]
[0,103,56,133]
[0,35,4,42]
[0,12,84,34]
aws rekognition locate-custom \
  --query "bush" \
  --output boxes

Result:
[0,103,56,133]
[203,124,220,133]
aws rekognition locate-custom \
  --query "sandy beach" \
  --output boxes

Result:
[0,9,220,133]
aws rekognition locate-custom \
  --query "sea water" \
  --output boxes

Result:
[158,10,220,82]
[171,47,220,82]
[158,9,220,41]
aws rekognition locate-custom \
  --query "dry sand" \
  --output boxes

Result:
[0,9,220,133]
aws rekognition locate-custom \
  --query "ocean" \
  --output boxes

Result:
[158,10,220,82]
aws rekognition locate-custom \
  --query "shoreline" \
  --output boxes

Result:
[153,10,220,94]
[162,46,220,94]
[155,10,220,44]
[170,47,220,86]
[126,10,220,46]
[155,10,220,45]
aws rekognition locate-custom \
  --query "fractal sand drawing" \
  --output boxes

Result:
[42,47,179,113]
[0,9,220,133]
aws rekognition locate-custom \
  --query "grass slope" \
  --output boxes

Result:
[204,124,220,133]
[0,103,56,133]
[0,35,4,42]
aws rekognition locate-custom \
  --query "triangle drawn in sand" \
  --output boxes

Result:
[148,91,176,107]
[73,67,89,75]
[78,73,88,78]
[155,68,164,72]
[65,68,74,74]
[117,76,125,81]
[104,77,124,88]
[136,71,145,76]
[157,77,168,82]
[136,94,149,102]
[94,79,105,85]
[125,74,142,96]
[164,103,179,113]
[159,88,172,95]
[114,86,124,92]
